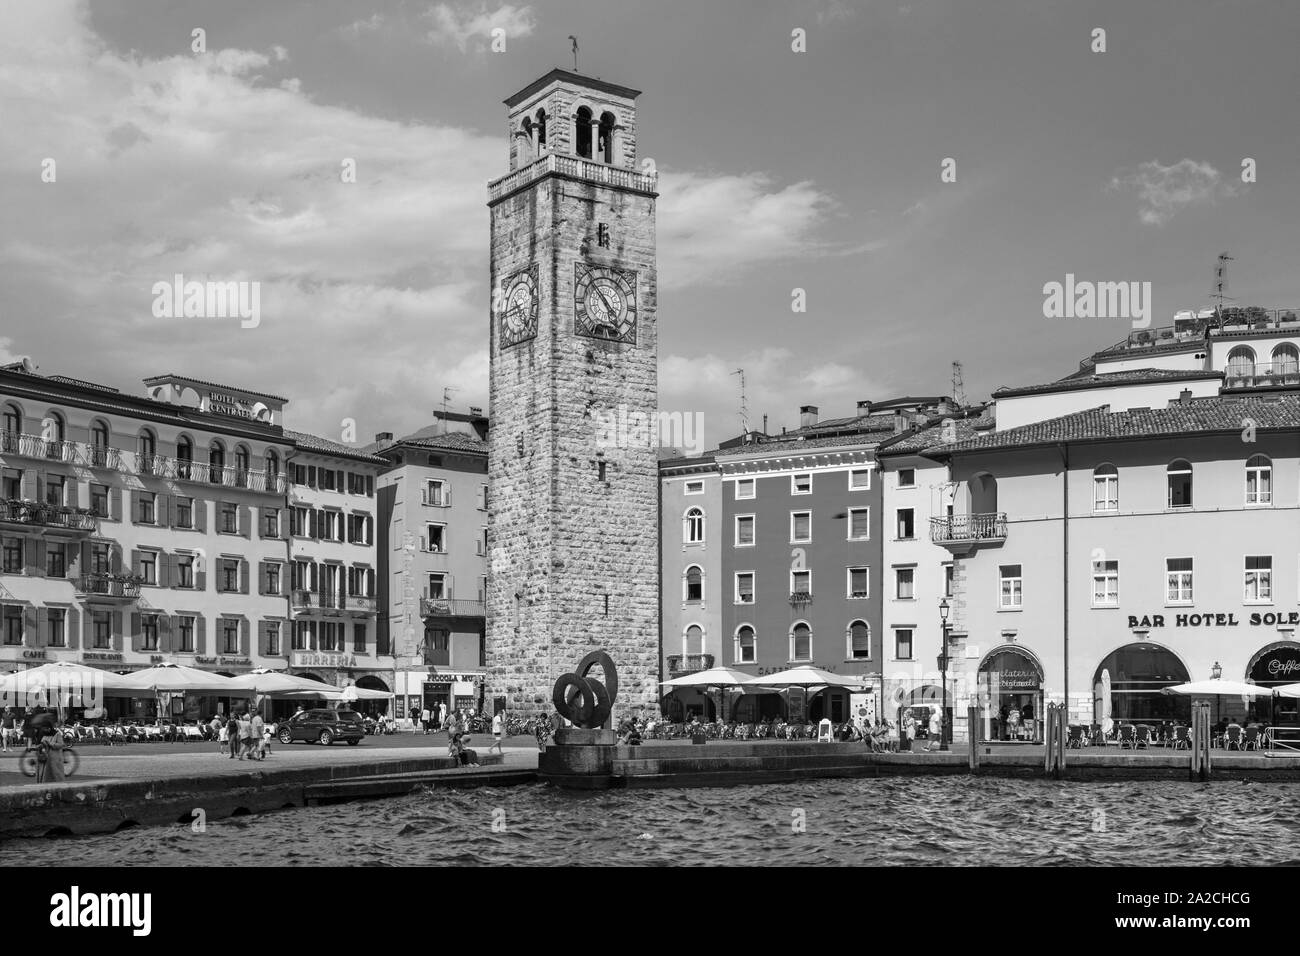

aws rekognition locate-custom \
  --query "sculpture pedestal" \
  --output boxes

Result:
[538,728,619,787]
[554,728,617,746]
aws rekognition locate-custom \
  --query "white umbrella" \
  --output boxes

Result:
[228,669,339,695]
[118,662,241,694]
[0,661,133,715]
[660,666,760,689]
[1269,682,1300,698]
[340,685,391,701]
[750,665,869,689]
[1162,678,1274,698]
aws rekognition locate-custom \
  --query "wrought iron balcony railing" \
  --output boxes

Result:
[666,653,715,675]
[1225,362,1300,389]
[419,598,486,619]
[0,498,97,531]
[789,591,814,607]
[930,513,1008,543]
[75,574,141,601]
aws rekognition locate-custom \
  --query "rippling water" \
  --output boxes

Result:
[7,778,1300,866]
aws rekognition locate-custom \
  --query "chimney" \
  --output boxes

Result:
[469,406,483,417]
[893,410,907,435]
[762,414,768,434]
[937,398,955,416]
[856,400,872,417]
[374,431,394,450]
[1178,388,1192,406]
[800,405,819,429]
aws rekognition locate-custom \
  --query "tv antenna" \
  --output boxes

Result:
[732,368,749,435]
[1211,252,1235,317]
[951,361,967,408]
[568,35,579,71]
[438,386,459,430]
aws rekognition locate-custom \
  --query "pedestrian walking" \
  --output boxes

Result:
[250,710,265,761]
[1,707,16,752]
[901,712,916,753]
[438,702,447,730]
[421,706,431,735]
[923,708,943,752]
[489,710,504,754]
[35,721,67,783]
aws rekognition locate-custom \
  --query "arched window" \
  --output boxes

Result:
[1,403,21,450]
[88,420,111,467]
[176,435,193,479]
[1226,345,1256,384]
[1092,463,1118,512]
[683,507,705,544]
[574,106,593,158]
[790,622,812,662]
[137,429,157,474]
[234,445,251,487]
[684,624,703,656]
[519,116,534,162]
[1273,343,1299,382]
[1167,459,1192,509]
[208,440,225,484]
[43,411,65,459]
[598,111,616,163]
[735,624,756,663]
[1246,454,1272,506]
[265,449,280,488]
[534,108,547,149]
[847,620,871,660]
[684,565,703,602]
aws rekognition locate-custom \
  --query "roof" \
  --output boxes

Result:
[382,432,488,455]
[877,411,995,457]
[142,374,288,404]
[993,368,1222,399]
[923,396,1300,458]
[284,429,387,465]
[504,69,641,108]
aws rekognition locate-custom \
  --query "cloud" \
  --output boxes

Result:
[658,171,834,287]
[0,338,23,365]
[339,13,385,37]
[1108,158,1237,226]
[424,3,536,53]
[816,1,859,24]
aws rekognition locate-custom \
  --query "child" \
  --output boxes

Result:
[263,722,274,757]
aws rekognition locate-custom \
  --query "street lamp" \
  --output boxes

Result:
[937,598,951,752]
[1211,661,1222,680]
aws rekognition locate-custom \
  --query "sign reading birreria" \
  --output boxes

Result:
[1130,612,1300,629]
[291,651,357,668]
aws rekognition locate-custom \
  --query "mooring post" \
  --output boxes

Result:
[1056,703,1067,775]
[967,705,979,772]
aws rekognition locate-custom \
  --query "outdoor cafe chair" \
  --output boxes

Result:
[1118,724,1137,749]
[1066,725,1085,749]
[1171,725,1191,750]
[1243,726,1261,751]
[1224,725,1244,751]
[1135,725,1153,749]
[1089,723,1106,747]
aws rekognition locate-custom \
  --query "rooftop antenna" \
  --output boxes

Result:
[951,361,967,408]
[568,35,579,71]
[732,368,749,435]
[438,386,459,433]
[1211,252,1235,319]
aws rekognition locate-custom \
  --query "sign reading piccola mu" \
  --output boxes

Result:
[1129,611,1300,629]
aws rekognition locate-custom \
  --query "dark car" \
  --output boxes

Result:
[278,709,366,746]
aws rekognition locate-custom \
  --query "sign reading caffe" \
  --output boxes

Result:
[1129,611,1300,629]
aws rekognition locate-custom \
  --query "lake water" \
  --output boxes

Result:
[6,777,1300,866]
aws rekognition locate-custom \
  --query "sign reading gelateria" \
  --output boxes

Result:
[1129,612,1300,629]
[292,651,358,668]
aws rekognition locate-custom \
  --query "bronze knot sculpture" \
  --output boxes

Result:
[552,650,618,729]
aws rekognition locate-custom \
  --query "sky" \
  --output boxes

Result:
[2,0,1299,448]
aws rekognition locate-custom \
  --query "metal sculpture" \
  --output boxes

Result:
[552,650,618,729]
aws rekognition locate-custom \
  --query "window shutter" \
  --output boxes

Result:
[82,609,92,650]
[111,611,123,651]
[196,616,207,654]
[130,548,141,576]
[131,490,140,524]
[366,474,374,496]
[130,612,142,652]
[256,506,265,538]
[158,494,170,528]
[257,560,268,595]
[34,608,48,647]
[19,470,36,500]
[64,480,79,509]
[419,534,427,552]
[23,605,37,646]
[109,487,122,522]
[23,538,39,575]
[158,552,171,589]
[159,614,172,652]
[109,544,123,574]
[308,465,317,487]
[309,561,318,591]
[477,485,486,510]
[195,561,207,592]
[444,485,452,507]
[240,618,251,657]
[239,559,250,595]
[240,505,251,538]
[194,498,206,532]
[258,621,269,657]
[67,608,80,651]
[309,509,318,538]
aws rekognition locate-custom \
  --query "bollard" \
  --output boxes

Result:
[967,705,979,772]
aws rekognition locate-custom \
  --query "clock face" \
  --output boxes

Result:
[498,265,539,350]
[574,263,637,344]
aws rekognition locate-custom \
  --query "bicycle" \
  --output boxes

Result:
[19,743,80,779]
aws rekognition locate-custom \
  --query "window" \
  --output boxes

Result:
[176,437,193,479]
[999,565,1023,609]
[1,472,19,499]
[90,484,109,518]
[1226,345,1256,382]
[266,564,281,595]
[47,609,65,647]
[2,538,21,574]
[263,509,280,538]
[426,479,447,506]
[178,616,195,652]
[290,506,308,536]
[943,563,954,598]
[847,567,870,599]
[684,480,704,495]
[353,623,366,654]
[1245,455,1272,506]
[735,625,756,663]
[46,546,65,578]
[1093,464,1118,512]
[1,403,20,440]
[142,615,159,651]
[790,511,811,543]
[791,473,812,495]
[177,555,194,589]
[222,619,239,654]
[895,567,915,600]
[735,572,754,605]
[175,497,193,529]
[90,543,110,574]
[89,421,110,466]
[685,565,703,602]
[894,628,914,660]
[790,623,812,661]
[684,624,703,656]
[850,468,872,490]
[45,476,64,506]
[267,621,281,657]
[1166,557,1193,604]
[791,570,811,597]
[221,560,239,593]
[848,620,871,660]
[425,524,446,553]
[92,613,110,649]
[291,621,308,651]
[208,441,225,483]
[427,573,447,600]
[1167,460,1193,509]
[138,492,156,524]
[684,508,705,544]
[479,484,488,509]
[1273,343,1300,379]
[140,552,156,586]
[1245,556,1272,602]
[848,508,870,541]
[2,606,21,645]
[735,515,755,547]
[896,508,915,539]
[735,478,755,500]
[897,468,915,488]
[478,527,488,556]
[317,466,336,491]
[319,621,338,652]
[1092,560,1119,607]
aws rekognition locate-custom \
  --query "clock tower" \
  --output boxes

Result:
[485,69,660,718]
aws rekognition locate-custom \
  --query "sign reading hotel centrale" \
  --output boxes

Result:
[292,651,358,668]
[1130,611,1300,629]
[207,390,255,419]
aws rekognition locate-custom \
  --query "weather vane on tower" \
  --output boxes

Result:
[568,35,579,71]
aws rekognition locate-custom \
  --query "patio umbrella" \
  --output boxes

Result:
[750,665,870,689]
[1162,678,1274,698]
[227,669,339,695]
[1268,682,1300,698]
[0,661,133,716]
[118,662,241,694]
[661,666,766,723]
[340,685,392,701]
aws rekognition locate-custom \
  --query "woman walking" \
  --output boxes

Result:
[489,710,505,754]
[36,721,68,783]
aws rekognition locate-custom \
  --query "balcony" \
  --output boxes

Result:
[419,597,486,619]
[1225,362,1300,390]
[0,432,77,462]
[0,499,97,534]
[788,591,814,608]
[666,653,714,677]
[292,588,346,612]
[345,595,377,614]
[487,152,658,203]
[930,513,1008,554]
[147,457,286,492]
[75,573,141,603]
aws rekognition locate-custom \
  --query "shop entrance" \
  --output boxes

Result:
[978,647,1044,742]
[1246,642,1300,730]
[1093,643,1190,726]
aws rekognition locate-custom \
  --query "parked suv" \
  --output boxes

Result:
[278,709,366,746]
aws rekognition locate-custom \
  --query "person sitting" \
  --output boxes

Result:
[618,715,642,745]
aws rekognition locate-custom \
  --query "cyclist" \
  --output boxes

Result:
[35,720,68,783]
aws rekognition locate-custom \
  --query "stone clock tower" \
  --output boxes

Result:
[485,69,660,719]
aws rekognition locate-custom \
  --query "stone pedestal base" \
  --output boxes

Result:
[554,728,616,746]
